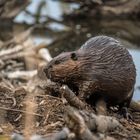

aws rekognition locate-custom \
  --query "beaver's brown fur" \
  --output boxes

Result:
[44,36,136,108]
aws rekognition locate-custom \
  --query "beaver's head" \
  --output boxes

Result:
[44,51,79,83]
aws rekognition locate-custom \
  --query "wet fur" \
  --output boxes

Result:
[44,36,136,106]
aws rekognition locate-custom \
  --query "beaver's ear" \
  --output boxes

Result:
[71,52,78,61]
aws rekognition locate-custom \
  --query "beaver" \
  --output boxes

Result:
[44,36,136,115]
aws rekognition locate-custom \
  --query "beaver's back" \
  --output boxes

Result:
[77,36,136,102]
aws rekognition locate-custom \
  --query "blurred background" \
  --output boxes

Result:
[0,0,140,100]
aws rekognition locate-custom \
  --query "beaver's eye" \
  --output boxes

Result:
[71,52,78,61]
[54,60,60,65]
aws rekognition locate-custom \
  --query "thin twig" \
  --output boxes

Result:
[0,106,43,117]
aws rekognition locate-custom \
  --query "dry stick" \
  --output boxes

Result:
[59,83,140,113]
[24,96,37,140]
[65,106,118,140]
[60,85,88,110]
[61,88,123,134]
[0,28,33,61]
[65,106,99,140]
[0,45,30,61]
[39,48,52,62]
[7,70,37,79]
[0,106,42,117]
[2,46,51,71]
[0,45,23,58]
[0,52,30,61]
